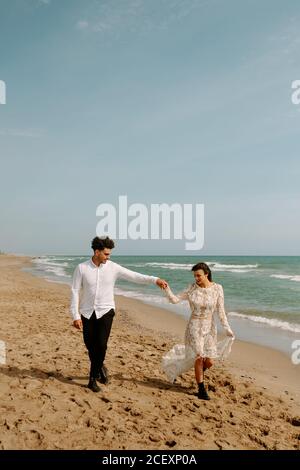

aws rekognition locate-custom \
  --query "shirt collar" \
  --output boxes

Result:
[90,258,101,268]
[90,258,107,269]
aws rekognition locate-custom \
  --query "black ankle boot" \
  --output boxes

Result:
[88,378,101,393]
[97,365,109,385]
[197,382,210,400]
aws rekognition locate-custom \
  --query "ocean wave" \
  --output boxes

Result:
[270,274,300,282]
[216,269,253,273]
[121,263,149,268]
[229,311,300,334]
[40,266,68,277]
[141,261,258,273]
[209,263,259,270]
[33,259,69,267]
[144,262,193,270]
[32,257,69,278]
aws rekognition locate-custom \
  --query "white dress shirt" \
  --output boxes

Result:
[70,258,158,321]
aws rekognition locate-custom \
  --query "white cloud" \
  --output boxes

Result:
[76,0,212,36]
[0,128,45,138]
[267,16,300,64]
[76,20,89,31]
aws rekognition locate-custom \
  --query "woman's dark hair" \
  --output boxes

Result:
[91,236,115,252]
[191,262,212,281]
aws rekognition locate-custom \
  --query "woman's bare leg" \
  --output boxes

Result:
[194,356,204,383]
[203,357,213,371]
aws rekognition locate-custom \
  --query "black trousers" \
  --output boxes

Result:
[81,309,115,379]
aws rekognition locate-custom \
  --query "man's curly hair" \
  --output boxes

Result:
[91,236,115,252]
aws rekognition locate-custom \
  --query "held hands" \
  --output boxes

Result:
[156,278,169,290]
[73,319,83,330]
[73,281,169,329]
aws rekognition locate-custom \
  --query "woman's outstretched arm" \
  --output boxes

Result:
[163,284,191,304]
[216,285,235,337]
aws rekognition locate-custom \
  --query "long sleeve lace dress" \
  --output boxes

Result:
[161,283,235,382]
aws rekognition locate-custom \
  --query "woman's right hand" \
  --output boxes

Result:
[226,329,235,338]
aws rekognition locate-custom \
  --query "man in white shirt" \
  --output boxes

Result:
[70,236,168,392]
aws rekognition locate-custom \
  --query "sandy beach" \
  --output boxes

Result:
[0,254,299,450]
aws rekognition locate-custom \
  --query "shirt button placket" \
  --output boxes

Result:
[94,267,99,311]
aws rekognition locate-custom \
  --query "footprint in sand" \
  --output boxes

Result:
[287,416,300,427]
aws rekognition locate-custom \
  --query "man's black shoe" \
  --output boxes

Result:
[87,378,101,393]
[97,365,109,385]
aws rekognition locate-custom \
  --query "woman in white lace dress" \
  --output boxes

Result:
[161,262,235,400]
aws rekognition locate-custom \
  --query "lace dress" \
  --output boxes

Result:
[161,282,235,383]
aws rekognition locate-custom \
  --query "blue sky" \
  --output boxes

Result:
[0,0,300,255]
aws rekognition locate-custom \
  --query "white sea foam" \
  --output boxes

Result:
[44,267,68,277]
[209,263,259,273]
[144,262,193,270]
[270,274,292,279]
[141,261,258,272]
[229,311,300,334]
[218,269,253,273]
[32,257,69,278]
[209,263,258,269]
[271,274,300,282]
[33,258,68,267]
[122,263,149,268]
